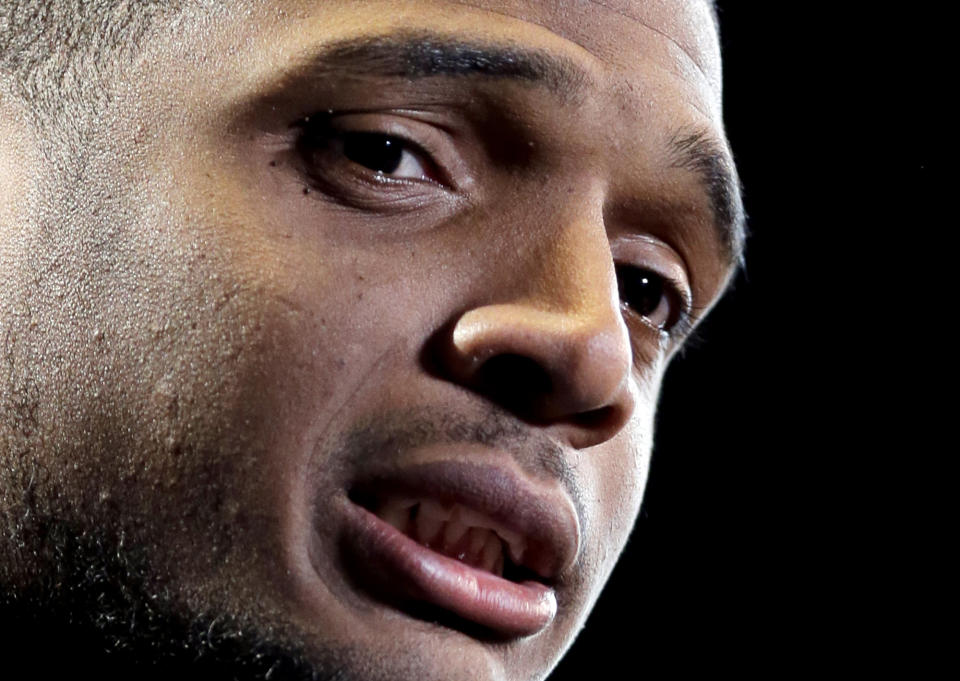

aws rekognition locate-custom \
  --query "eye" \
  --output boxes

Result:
[615,265,679,331]
[336,131,436,182]
[296,116,443,186]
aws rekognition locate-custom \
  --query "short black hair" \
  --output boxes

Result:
[0,1,182,123]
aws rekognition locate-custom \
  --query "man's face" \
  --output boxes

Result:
[0,0,739,678]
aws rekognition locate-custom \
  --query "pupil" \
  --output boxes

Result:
[342,133,403,174]
[617,266,663,317]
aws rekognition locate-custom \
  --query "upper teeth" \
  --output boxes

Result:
[376,497,527,575]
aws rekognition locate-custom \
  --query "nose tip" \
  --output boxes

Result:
[442,302,636,448]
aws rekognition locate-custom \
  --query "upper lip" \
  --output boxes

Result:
[349,457,581,583]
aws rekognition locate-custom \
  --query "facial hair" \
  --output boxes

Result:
[0,513,353,681]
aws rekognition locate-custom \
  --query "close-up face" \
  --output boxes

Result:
[0,0,742,679]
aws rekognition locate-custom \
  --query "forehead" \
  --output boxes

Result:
[449,0,722,98]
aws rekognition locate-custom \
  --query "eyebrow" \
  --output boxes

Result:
[668,129,747,269]
[305,32,589,98]
[299,33,745,266]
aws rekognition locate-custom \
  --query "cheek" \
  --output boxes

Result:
[0,248,249,617]
[599,418,653,545]
[551,402,654,646]
[586,385,659,580]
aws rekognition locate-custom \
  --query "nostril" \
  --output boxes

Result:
[474,354,553,419]
[572,405,618,431]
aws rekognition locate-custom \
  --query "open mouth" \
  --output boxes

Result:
[357,494,548,584]
[335,460,578,638]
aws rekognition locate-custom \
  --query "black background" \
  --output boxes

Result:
[549,4,932,677]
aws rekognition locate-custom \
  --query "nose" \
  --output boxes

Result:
[436,218,636,449]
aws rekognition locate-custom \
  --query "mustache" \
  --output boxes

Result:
[336,405,585,533]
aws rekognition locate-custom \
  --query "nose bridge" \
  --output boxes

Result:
[515,208,633,395]
[519,206,621,322]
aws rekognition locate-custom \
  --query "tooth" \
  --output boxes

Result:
[480,532,502,573]
[498,528,526,566]
[453,506,525,567]
[457,507,492,531]
[414,501,446,547]
[442,518,469,553]
[507,542,526,567]
[395,500,529,575]
[419,499,451,522]
[466,527,488,564]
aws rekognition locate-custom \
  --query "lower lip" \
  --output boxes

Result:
[338,498,557,638]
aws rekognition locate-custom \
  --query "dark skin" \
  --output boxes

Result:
[0,1,742,679]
